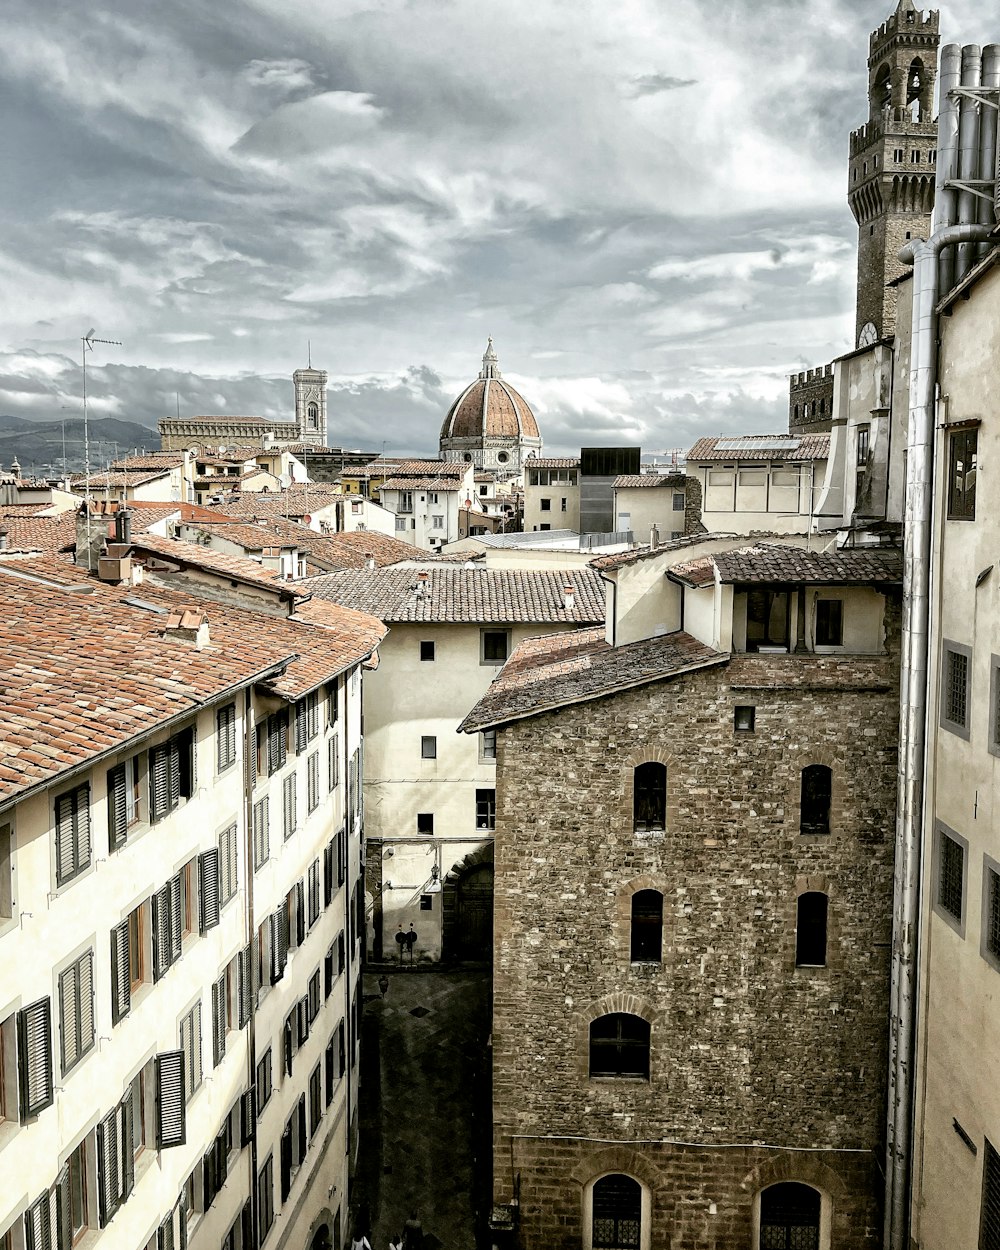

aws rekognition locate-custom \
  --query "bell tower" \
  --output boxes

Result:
[848,0,940,344]
[293,364,328,447]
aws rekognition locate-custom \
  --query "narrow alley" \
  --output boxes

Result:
[352,969,493,1250]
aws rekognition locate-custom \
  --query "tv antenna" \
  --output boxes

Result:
[81,329,123,570]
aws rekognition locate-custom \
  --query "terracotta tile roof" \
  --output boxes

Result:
[315,530,424,566]
[0,504,65,518]
[194,448,263,463]
[193,471,277,488]
[0,566,384,806]
[283,443,351,457]
[591,533,739,572]
[386,460,467,478]
[180,522,298,551]
[305,566,606,624]
[459,627,728,732]
[686,434,830,462]
[667,555,717,588]
[71,469,172,488]
[613,473,686,489]
[129,533,303,596]
[179,519,421,571]
[203,487,342,521]
[713,543,903,585]
[381,477,465,492]
[110,453,185,470]
[528,457,580,469]
[0,515,76,553]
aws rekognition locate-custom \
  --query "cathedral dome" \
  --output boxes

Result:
[440,339,540,445]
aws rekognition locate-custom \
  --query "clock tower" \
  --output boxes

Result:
[847,0,940,343]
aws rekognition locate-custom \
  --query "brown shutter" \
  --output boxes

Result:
[199,849,220,933]
[155,1050,187,1148]
[111,921,131,1024]
[17,997,54,1116]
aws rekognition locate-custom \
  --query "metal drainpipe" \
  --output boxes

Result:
[885,221,992,1250]
[243,687,260,1248]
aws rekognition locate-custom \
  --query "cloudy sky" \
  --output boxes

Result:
[0,0,992,458]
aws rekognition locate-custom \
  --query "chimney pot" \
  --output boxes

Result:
[563,584,575,612]
[650,524,660,550]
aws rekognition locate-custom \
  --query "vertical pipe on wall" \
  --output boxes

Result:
[934,45,963,292]
[886,221,992,1250]
[979,47,1000,258]
[955,46,983,282]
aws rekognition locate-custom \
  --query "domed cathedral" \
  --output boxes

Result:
[848,0,940,344]
[439,339,542,474]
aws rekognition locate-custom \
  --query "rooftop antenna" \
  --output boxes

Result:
[176,392,181,419]
[81,329,123,570]
[307,339,311,369]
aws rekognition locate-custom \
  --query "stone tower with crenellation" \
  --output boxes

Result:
[292,365,329,447]
[848,0,940,345]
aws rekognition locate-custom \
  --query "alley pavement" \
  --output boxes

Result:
[352,968,492,1250]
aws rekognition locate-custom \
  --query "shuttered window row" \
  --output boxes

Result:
[216,703,237,773]
[58,949,95,1075]
[55,784,91,887]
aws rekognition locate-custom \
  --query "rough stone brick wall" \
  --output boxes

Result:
[788,367,835,435]
[683,475,706,535]
[491,606,900,1248]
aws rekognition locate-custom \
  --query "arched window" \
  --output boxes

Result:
[592,1175,642,1249]
[307,402,319,428]
[589,1014,650,1078]
[759,1182,821,1249]
[630,891,663,963]
[795,893,828,967]
[873,63,892,113]
[800,765,831,835]
[907,59,925,122]
[633,763,666,832]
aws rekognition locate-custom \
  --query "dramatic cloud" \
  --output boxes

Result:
[0,0,993,457]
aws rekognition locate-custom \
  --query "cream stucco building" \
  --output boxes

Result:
[0,532,384,1250]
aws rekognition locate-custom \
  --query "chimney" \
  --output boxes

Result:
[650,524,659,550]
[163,605,210,650]
[563,583,575,612]
[75,503,108,569]
[114,508,132,544]
[415,571,430,598]
[0,529,7,552]
[365,552,375,571]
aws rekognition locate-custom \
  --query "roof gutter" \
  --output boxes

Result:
[886,217,993,1250]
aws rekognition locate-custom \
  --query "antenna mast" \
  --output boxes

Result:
[81,329,123,570]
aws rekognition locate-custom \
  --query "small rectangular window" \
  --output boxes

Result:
[561,497,568,512]
[419,640,435,661]
[417,813,434,835]
[58,949,95,1074]
[420,894,433,911]
[910,149,921,163]
[540,499,551,512]
[815,600,844,647]
[475,789,496,831]
[990,655,1000,760]
[421,736,437,760]
[258,1156,274,1242]
[253,797,270,870]
[734,706,755,733]
[672,491,685,511]
[947,427,978,520]
[479,729,497,762]
[935,824,967,935]
[982,1139,1000,1250]
[941,640,972,739]
[481,629,510,665]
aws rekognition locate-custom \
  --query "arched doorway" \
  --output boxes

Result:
[759,1182,821,1249]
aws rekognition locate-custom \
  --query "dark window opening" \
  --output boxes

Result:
[482,630,510,664]
[945,648,970,730]
[948,427,977,520]
[986,867,1000,961]
[592,1174,642,1249]
[982,1139,1000,1250]
[589,1013,650,1079]
[815,600,843,647]
[417,813,433,835]
[759,1182,820,1250]
[734,705,755,733]
[745,589,790,651]
[475,789,496,831]
[939,832,964,922]
[419,640,435,662]
[633,762,666,833]
[630,890,663,963]
[795,893,828,967]
[800,765,832,836]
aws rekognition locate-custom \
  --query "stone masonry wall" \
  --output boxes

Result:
[491,619,900,1249]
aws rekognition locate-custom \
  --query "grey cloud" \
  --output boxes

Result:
[628,73,698,97]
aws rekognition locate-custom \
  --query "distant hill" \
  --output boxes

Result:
[0,417,160,477]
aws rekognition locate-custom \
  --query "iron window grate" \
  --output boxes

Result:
[939,833,965,921]
[947,650,970,727]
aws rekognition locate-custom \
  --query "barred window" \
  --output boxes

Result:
[938,829,965,924]
[982,1139,1000,1250]
[475,789,495,831]
[592,1174,641,1249]
[944,646,970,732]
[984,863,1000,968]
[589,1014,650,1079]
[759,1182,820,1250]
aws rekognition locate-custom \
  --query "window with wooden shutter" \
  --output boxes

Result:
[219,823,238,906]
[24,1192,52,1250]
[169,873,183,963]
[55,1162,73,1250]
[267,713,287,775]
[283,1014,294,1079]
[154,1050,186,1148]
[183,1001,202,1100]
[107,764,129,850]
[211,975,227,1069]
[199,849,220,934]
[280,1121,293,1203]
[297,998,309,1047]
[324,1038,335,1107]
[157,1212,175,1250]
[294,880,305,947]
[294,702,308,754]
[149,744,172,821]
[55,784,91,886]
[271,904,289,983]
[17,997,54,1117]
[307,751,320,813]
[253,799,269,872]
[282,773,297,842]
[119,1087,135,1204]
[323,841,334,907]
[308,860,320,927]
[336,828,346,888]
[58,949,94,1075]
[109,919,130,1025]
[151,884,172,982]
[309,1064,322,1139]
[216,703,237,773]
[96,1106,120,1227]
[328,736,339,792]
[240,1089,256,1146]
[237,946,253,1029]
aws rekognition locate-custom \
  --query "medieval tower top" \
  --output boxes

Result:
[292,365,329,447]
[848,0,941,344]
